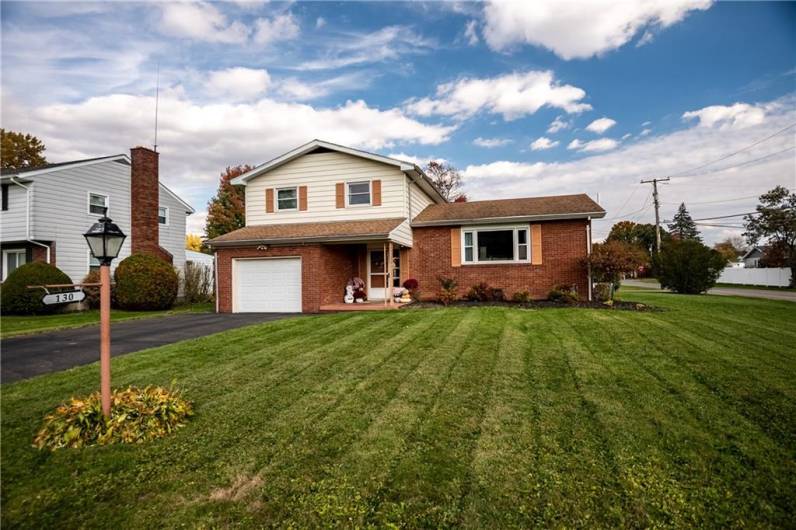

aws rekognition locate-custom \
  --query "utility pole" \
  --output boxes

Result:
[640,177,670,252]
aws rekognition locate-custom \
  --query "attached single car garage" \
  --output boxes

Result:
[233,257,302,313]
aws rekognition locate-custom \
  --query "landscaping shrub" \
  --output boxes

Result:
[81,269,101,309]
[437,276,458,306]
[114,254,178,310]
[491,288,505,301]
[592,282,613,302]
[466,282,492,302]
[34,386,193,450]
[0,262,72,315]
[181,261,213,304]
[653,239,727,294]
[548,283,579,304]
[511,290,533,303]
[580,240,647,298]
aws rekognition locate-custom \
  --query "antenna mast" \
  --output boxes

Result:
[153,63,160,153]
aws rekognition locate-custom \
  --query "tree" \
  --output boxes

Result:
[653,239,727,294]
[744,186,796,285]
[423,161,465,202]
[606,221,669,259]
[580,240,647,299]
[713,236,746,262]
[667,202,701,241]
[1,129,47,170]
[205,165,252,240]
[185,234,204,252]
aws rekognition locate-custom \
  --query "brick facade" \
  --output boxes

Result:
[31,241,56,266]
[403,220,590,301]
[130,147,172,264]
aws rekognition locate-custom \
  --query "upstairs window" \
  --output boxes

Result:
[277,187,297,210]
[347,181,371,206]
[461,226,531,264]
[158,206,169,225]
[88,192,108,215]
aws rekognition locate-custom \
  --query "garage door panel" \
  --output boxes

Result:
[234,258,301,313]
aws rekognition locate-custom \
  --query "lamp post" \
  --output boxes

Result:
[83,210,126,418]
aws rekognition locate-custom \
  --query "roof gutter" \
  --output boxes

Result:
[411,210,607,227]
[10,177,50,263]
[207,233,397,248]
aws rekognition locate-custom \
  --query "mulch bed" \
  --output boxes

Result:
[403,299,659,312]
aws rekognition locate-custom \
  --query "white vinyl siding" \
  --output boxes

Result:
[409,181,435,220]
[389,219,413,248]
[245,152,409,225]
[0,183,28,241]
[158,185,188,274]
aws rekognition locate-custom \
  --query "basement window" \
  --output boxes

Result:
[461,226,531,264]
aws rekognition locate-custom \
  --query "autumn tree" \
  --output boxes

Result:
[423,161,465,202]
[713,236,746,262]
[744,186,796,285]
[1,129,47,170]
[580,240,647,299]
[668,203,701,241]
[607,221,669,259]
[205,165,253,240]
[185,234,204,252]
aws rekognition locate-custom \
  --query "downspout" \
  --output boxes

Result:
[10,177,50,263]
[586,217,592,302]
[214,251,219,313]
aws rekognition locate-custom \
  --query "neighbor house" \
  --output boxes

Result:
[741,246,764,268]
[0,147,194,283]
[207,140,605,313]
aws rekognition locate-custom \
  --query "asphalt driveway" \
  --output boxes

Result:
[1,312,295,383]
[622,279,796,302]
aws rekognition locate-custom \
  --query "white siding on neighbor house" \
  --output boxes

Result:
[27,159,134,283]
[389,219,413,248]
[0,183,29,241]
[158,186,189,274]
[409,180,435,220]
[245,152,410,225]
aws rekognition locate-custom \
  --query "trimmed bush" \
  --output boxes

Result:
[1,262,72,315]
[511,290,533,303]
[437,276,458,306]
[548,283,578,304]
[653,239,727,294]
[114,254,178,310]
[33,386,193,450]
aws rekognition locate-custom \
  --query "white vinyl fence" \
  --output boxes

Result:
[718,267,792,287]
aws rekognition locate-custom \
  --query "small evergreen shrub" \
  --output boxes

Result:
[0,262,72,315]
[466,282,493,302]
[437,276,458,306]
[34,386,193,450]
[114,254,178,310]
[511,290,533,303]
[548,283,579,304]
[653,239,727,294]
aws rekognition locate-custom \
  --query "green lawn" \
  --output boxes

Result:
[2,291,795,528]
[0,303,213,338]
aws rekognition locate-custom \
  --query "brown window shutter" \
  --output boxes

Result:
[299,186,308,211]
[531,224,543,265]
[265,188,275,213]
[451,227,461,267]
[335,182,345,208]
[372,179,382,206]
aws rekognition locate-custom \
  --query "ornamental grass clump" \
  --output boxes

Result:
[33,386,193,450]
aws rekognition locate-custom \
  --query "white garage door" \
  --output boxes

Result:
[234,258,302,313]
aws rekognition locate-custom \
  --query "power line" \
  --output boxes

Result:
[676,145,795,180]
[602,191,652,221]
[661,194,761,205]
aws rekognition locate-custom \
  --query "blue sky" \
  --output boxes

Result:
[2,1,795,241]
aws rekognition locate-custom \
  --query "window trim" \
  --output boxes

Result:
[345,180,372,207]
[1,183,9,211]
[2,248,27,281]
[460,224,532,265]
[87,191,109,216]
[276,186,299,211]
[158,206,169,226]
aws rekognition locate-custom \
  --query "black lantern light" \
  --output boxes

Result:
[83,210,127,265]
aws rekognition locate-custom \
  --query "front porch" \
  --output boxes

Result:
[319,300,408,312]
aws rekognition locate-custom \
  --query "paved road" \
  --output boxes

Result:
[1,312,295,383]
[622,279,796,302]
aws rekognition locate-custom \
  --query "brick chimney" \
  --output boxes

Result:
[130,147,173,263]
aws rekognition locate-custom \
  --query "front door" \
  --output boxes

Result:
[368,249,386,300]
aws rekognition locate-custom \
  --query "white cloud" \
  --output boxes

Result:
[473,137,512,148]
[205,67,271,101]
[640,128,652,136]
[159,2,249,44]
[460,94,795,244]
[568,138,619,152]
[406,70,591,121]
[622,133,632,140]
[530,137,559,150]
[275,72,372,100]
[387,153,448,167]
[315,17,326,29]
[254,12,300,45]
[642,120,652,126]
[585,117,617,134]
[464,20,480,45]
[547,116,570,134]
[482,0,712,59]
[682,102,766,129]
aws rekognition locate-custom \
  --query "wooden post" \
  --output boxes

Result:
[100,264,112,418]
[383,243,388,306]
[388,241,394,306]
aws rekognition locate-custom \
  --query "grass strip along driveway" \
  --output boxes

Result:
[2,291,795,528]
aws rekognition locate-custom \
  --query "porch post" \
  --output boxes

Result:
[388,241,394,306]
[383,242,388,306]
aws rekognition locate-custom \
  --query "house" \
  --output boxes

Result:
[207,140,605,313]
[742,246,764,268]
[0,147,194,283]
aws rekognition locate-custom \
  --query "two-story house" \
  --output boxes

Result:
[0,147,194,283]
[207,140,605,313]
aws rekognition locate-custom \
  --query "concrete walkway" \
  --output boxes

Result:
[1,312,296,383]
[622,279,796,302]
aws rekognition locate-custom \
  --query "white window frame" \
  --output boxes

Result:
[2,249,26,281]
[87,192,109,215]
[158,206,169,226]
[346,180,372,207]
[276,187,298,211]
[461,225,531,265]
